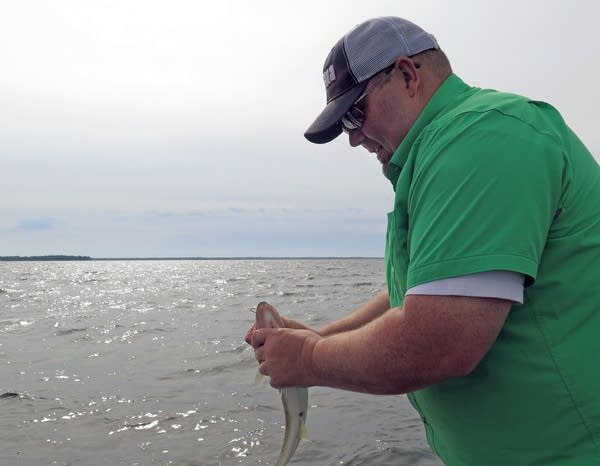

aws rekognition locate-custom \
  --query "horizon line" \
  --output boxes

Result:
[0,254,384,262]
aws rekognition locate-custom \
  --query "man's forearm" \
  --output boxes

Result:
[308,295,512,395]
[316,290,390,337]
[310,306,428,394]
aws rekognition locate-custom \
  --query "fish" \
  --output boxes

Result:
[254,301,309,466]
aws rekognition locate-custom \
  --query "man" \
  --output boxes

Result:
[246,16,600,465]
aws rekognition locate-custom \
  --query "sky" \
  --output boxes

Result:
[1,0,598,258]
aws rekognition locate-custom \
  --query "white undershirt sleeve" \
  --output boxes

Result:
[405,270,524,304]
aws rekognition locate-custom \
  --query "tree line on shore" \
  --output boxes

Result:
[0,255,92,261]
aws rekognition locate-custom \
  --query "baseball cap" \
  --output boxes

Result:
[304,16,439,144]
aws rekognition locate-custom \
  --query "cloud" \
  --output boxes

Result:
[133,206,383,230]
[14,217,58,232]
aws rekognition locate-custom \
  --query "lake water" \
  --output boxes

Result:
[0,259,442,465]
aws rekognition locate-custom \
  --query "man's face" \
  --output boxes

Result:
[343,59,421,175]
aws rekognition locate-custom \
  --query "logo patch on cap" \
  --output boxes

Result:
[323,64,336,88]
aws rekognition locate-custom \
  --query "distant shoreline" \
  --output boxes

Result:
[0,255,382,262]
[0,255,93,262]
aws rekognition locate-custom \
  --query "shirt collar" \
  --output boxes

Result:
[385,74,471,186]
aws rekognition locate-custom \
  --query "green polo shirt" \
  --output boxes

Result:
[384,74,600,465]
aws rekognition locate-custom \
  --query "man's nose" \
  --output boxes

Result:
[348,128,365,147]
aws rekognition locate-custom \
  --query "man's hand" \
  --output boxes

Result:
[244,315,314,345]
[251,327,321,388]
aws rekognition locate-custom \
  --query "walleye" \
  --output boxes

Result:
[254,301,309,466]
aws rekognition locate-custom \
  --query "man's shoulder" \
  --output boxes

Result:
[434,85,535,130]
[421,84,563,154]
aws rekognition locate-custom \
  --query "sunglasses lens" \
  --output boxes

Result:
[349,106,365,120]
[341,116,358,133]
[341,119,354,133]
[341,106,365,133]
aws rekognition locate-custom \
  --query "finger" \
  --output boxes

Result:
[258,361,268,376]
[269,375,282,389]
[254,346,265,363]
[244,323,257,345]
[270,380,280,389]
[251,328,266,348]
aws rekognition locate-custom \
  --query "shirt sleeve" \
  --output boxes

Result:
[405,270,524,304]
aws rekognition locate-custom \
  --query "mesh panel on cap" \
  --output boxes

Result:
[344,17,439,83]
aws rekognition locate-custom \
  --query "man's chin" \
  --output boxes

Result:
[381,161,389,176]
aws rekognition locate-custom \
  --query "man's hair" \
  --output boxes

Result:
[412,48,452,79]
[376,48,452,87]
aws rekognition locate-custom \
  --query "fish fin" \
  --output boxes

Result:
[300,420,310,440]
[254,371,264,385]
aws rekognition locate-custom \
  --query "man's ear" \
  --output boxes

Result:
[394,57,420,96]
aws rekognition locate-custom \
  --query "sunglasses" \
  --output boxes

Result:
[341,65,395,133]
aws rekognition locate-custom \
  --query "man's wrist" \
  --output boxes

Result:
[303,333,325,386]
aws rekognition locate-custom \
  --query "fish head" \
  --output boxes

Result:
[256,301,285,329]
